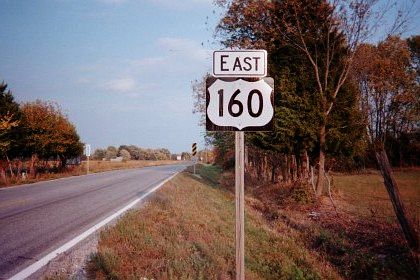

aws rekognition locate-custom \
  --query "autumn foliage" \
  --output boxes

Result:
[0,83,83,184]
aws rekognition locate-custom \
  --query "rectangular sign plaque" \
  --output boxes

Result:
[213,50,267,78]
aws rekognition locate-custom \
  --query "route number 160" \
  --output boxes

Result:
[218,89,263,118]
[206,78,274,131]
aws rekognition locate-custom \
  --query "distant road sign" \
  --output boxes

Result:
[213,50,267,77]
[206,77,274,131]
[85,144,91,157]
[192,143,197,156]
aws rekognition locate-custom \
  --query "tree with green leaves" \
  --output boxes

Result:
[0,82,22,159]
[216,0,409,194]
[209,0,367,182]
[0,82,23,182]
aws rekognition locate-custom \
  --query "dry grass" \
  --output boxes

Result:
[244,169,419,279]
[88,172,341,280]
[1,160,180,187]
[332,170,420,222]
[82,160,180,173]
[315,170,420,279]
[86,166,419,279]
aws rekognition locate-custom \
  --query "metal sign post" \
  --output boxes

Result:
[235,131,245,280]
[207,49,273,280]
[85,144,91,175]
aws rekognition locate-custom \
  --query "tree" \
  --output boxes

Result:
[213,0,367,181]
[407,35,420,81]
[352,36,419,252]
[215,0,410,194]
[0,82,23,160]
[127,145,141,160]
[92,148,106,160]
[105,146,118,160]
[119,149,131,161]
[21,101,83,173]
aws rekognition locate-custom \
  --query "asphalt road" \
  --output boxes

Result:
[0,163,187,279]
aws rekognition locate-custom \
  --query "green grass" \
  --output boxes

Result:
[88,172,340,280]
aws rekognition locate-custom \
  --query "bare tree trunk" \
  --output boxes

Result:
[310,166,316,194]
[285,154,290,183]
[296,152,302,179]
[376,148,419,252]
[0,167,7,185]
[271,165,276,184]
[6,154,14,179]
[290,155,295,182]
[281,154,287,183]
[30,154,37,178]
[304,150,310,180]
[316,124,326,196]
[17,160,22,175]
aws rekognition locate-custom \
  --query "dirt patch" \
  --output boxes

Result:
[29,233,98,280]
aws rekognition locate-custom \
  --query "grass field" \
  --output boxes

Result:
[85,166,419,280]
[333,169,420,223]
[88,172,340,280]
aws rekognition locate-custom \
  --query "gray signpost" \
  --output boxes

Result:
[207,50,274,280]
[85,144,91,174]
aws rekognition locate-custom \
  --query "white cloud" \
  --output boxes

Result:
[105,78,137,93]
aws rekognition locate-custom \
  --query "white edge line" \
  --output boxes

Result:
[8,172,180,280]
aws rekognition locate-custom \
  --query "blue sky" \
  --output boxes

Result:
[0,0,418,154]
[0,0,219,153]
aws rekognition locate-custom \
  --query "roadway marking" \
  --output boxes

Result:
[8,172,180,280]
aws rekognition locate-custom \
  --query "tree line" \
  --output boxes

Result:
[0,82,83,183]
[193,0,419,252]
[92,145,175,161]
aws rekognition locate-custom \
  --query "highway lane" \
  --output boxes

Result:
[0,163,187,279]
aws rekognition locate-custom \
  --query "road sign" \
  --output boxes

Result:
[85,144,91,157]
[213,50,267,77]
[206,77,274,131]
[192,143,197,156]
[211,49,273,280]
